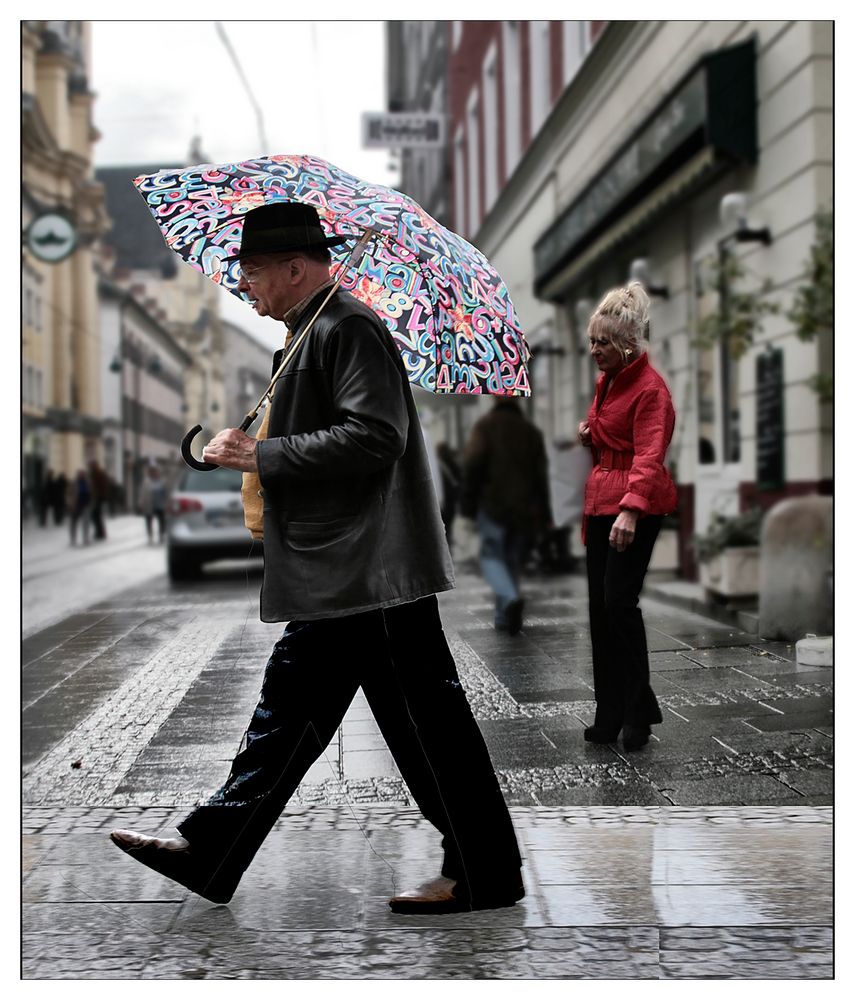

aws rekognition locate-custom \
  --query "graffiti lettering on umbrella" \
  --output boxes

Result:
[133,153,530,399]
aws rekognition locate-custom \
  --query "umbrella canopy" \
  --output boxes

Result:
[133,154,530,396]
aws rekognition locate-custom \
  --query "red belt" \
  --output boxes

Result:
[594,447,633,471]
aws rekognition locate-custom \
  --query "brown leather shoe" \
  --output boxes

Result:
[388,875,524,914]
[109,829,236,905]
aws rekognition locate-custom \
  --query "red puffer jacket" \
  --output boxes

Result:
[583,353,678,537]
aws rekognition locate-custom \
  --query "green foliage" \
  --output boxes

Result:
[787,209,833,342]
[787,209,833,402]
[694,252,779,360]
[809,373,834,405]
[692,507,763,563]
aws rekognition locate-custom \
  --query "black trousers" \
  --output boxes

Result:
[90,502,106,539]
[585,515,664,730]
[178,595,522,902]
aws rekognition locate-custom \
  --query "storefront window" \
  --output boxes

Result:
[502,22,522,174]
[529,22,551,135]
[465,90,480,236]
[722,338,741,463]
[694,253,743,466]
[695,264,718,464]
[696,351,717,464]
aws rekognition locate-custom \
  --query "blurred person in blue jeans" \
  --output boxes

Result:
[461,397,552,635]
[139,462,168,543]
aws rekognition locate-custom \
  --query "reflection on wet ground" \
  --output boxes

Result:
[22,544,833,979]
[22,805,832,979]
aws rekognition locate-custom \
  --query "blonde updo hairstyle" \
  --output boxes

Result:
[587,281,650,365]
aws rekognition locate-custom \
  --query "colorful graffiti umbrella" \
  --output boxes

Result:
[133,154,531,398]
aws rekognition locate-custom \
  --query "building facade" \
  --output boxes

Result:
[99,276,191,508]
[220,319,278,433]
[386,20,833,579]
[447,20,603,239]
[22,21,109,510]
[386,21,452,227]
[96,162,228,466]
[386,20,606,463]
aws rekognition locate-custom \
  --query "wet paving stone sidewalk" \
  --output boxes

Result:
[22,805,832,979]
[22,570,833,811]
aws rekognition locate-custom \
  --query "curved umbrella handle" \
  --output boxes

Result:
[180,413,258,472]
[180,425,218,471]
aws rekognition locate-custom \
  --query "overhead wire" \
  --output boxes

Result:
[214,22,270,153]
[309,23,328,156]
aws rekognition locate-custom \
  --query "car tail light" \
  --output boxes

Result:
[167,496,204,515]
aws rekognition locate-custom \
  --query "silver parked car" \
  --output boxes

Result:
[166,466,261,580]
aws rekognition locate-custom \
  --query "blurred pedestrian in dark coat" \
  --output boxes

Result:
[67,470,92,546]
[578,282,677,751]
[436,442,461,550]
[37,469,53,526]
[41,469,68,526]
[89,461,110,540]
[51,471,68,525]
[461,397,552,635]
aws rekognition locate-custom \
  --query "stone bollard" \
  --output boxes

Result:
[796,634,833,668]
[758,495,832,641]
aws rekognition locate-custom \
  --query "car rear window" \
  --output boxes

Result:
[178,467,244,492]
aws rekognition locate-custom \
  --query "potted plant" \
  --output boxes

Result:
[693,508,763,600]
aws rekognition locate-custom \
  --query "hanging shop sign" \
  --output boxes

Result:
[534,38,758,293]
[362,112,445,148]
[25,210,78,263]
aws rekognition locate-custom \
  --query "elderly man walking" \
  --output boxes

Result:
[110,203,523,914]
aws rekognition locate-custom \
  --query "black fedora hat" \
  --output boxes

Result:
[224,202,347,262]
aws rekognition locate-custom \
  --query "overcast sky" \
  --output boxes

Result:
[90,19,398,350]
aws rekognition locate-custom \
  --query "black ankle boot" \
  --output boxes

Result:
[622,724,651,751]
[584,725,620,744]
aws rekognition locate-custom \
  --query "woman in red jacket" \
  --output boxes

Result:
[578,283,677,751]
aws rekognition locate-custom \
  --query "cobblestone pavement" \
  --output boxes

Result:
[23,556,833,811]
[21,527,834,979]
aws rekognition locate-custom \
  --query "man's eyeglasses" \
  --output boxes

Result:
[239,264,269,284]
[232,256,299,283]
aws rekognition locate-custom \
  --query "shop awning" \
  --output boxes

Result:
[537,146,718,300]
[533,38,758,299]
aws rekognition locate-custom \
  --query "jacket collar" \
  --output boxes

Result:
[596,351,649,396]
[284,278,336,335]
[272,282,340,372]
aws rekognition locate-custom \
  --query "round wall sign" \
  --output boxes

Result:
[26,212,78,263]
